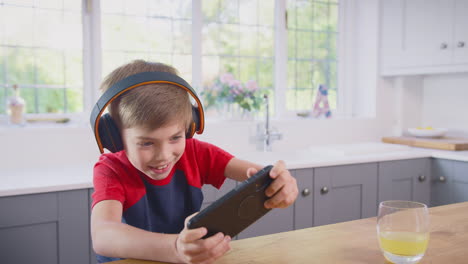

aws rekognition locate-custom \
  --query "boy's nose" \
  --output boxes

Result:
[153,145,172,162]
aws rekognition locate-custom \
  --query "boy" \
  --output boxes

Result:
[91,60,298,264]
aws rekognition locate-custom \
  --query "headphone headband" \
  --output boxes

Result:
[90,71,205,153]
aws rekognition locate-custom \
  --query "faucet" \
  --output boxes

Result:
[256,94,282,152]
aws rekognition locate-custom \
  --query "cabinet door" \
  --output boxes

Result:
[379,158,431,205]
[314,163,378,227]
[452,0,468,64]
[400,0,453,67]
[294,168,314,230]
[453,161,468,203]
[431,159,454,206]
[89,189,97,264]
[0,190,90,264]
[380,0,455,74]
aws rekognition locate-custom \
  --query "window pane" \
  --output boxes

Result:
[67,86,84,113]
[4,6,34,46]
[38,87,65,113]
[6,47,35,85]
[0,1,83,114]
[201,0,274,119]
[20,87,35,113]
[101,0,192,79]
[35,0,63,9]
[311,32,329,60]
[36,49,65,85]
[287,0,339,113]
[296,31,313,59]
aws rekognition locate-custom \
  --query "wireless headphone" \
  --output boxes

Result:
[90,71,205,154]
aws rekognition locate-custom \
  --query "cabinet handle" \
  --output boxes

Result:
[439,176,446,183]
[440,43,448,49]
[302,188,310,197]
[458,41,465,48]
[418,175,426,182]
[320,186,329,195]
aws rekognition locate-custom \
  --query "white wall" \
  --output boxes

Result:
[421,73,468,133]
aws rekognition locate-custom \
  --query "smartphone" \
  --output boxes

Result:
[187,165,274,238]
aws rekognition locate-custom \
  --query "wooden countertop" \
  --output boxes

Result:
[111,201,468,264]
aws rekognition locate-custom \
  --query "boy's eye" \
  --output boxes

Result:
[171,135,183,141]
[138,142,153,147]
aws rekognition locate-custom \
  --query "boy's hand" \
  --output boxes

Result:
[247,160,298,209]
[175,214,231,264]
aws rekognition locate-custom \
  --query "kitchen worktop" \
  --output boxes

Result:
[2,142,468,197]
[109,201,468,264]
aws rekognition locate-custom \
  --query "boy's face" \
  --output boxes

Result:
[122,122,186,181]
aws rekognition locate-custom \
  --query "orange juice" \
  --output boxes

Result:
[379,231,429,256]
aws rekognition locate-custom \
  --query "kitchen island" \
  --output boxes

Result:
[110,201,468,264]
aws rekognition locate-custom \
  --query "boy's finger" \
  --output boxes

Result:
[270,160,286,178]
[265,173,288,197]
[184,212,199,226]
[189,234,231,263]
[246,167,258,178]
[180,227,208,243]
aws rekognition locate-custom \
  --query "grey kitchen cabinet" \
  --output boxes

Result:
[432,159,468,206]
[378,158,431,205]
[89,189,97,264]
[431,159,454,206]
[313,163,378,227]
[0,189,91,264]
[293,168,314,230]
[452,160,468,203]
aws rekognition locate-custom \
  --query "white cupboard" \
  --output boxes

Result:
[380,0,468,76]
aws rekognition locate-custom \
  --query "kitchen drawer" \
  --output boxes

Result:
[0,192,58,228]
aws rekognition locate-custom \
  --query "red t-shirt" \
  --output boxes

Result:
[92,138,233,210]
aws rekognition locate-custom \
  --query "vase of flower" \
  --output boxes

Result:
[202,73,263,120]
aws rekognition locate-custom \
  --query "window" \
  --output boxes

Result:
[1,0,340,120]
[286,0,338,113]
[0,0,83,115]
[100,0,193,81]
[201,0,275,117]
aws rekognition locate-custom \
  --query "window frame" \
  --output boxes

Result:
[1,0,355,125]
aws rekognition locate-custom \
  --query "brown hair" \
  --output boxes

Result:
[100,60,193,132]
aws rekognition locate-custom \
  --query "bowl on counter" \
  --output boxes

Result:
[407,127,447,138]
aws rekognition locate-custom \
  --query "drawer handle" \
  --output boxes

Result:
[302,188,310,197]
[440,43,448,49]
[320,186,329,195]
[458,41,465,48]
[418,175,426,182]
[439,176,446,183]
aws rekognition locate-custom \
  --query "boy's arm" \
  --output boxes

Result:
[91,200,182,263]
[91,200,231,263]
[223,157,262,182]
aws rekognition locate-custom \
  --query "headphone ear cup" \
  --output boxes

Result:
[98,113,124,153]
[186,105,200,139]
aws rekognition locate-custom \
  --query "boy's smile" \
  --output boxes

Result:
[122,122,186,181]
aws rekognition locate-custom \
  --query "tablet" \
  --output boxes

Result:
[187,165,274,238]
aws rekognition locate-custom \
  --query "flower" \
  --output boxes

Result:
[202,74,264,112]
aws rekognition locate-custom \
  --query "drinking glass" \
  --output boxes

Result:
[377,200,430,264]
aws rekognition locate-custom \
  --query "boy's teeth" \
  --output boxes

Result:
[156,165,167,170]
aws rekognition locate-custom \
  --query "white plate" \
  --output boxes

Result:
[407,128,447,138]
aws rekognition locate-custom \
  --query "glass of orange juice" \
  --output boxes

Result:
[377,200,430,264]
